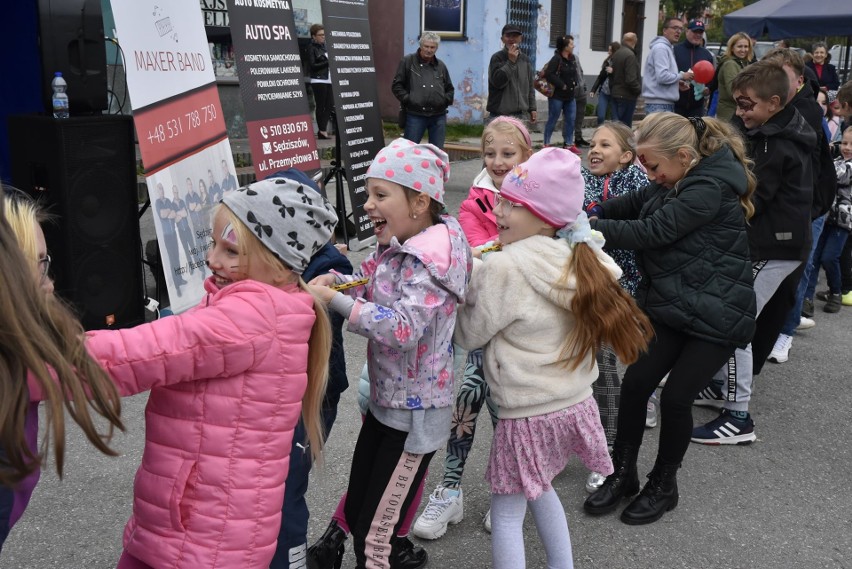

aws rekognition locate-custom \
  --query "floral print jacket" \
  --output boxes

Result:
[335,215,472,410]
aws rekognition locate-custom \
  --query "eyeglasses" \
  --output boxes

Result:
[38,254,51,281]
[666,25,684,31]
[494,194,525,215]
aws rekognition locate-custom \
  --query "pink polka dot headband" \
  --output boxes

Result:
[366,137,451,204]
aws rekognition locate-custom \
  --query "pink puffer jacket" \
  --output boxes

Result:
[86,277,316,568]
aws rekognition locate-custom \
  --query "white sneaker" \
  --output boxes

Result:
[645,393,658,428]
[483,508,491,533]
[585,471,606,493]
[412,486,463,540]
[768,333,793,363]
[796,317,815,330]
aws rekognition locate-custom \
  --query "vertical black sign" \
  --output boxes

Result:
[321,0,385,247]
[228,0,320,180]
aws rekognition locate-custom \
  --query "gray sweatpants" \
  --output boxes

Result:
[713,259,800,412]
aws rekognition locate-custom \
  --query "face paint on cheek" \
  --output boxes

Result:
[221,222,238,245]
[638,154,647,166]
[735,95,757,112]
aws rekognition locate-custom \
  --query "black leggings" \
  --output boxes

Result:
[615,320,736,466]
[345,412,434,569]
[312,83,333,133]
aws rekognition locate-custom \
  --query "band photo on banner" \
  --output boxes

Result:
[111,0,236,313]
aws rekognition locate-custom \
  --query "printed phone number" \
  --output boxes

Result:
[145,104,218,145]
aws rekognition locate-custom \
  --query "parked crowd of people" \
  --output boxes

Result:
[2,15,852,569]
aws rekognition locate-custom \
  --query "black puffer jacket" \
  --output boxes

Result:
[591,147,756,348]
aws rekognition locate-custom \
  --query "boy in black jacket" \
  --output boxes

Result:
[760,48,838,365]
[692,61,815,445]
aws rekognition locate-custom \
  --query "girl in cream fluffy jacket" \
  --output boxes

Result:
[454,147,652,569]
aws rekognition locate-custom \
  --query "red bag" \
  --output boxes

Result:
[534,64,555,98]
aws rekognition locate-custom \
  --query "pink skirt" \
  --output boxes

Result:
[486,396,613,500]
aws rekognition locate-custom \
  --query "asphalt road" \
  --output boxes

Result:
[3,157,851,568]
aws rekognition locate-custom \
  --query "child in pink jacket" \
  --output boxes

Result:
[86,178,338,569]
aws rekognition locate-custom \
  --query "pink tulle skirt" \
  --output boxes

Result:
[486,396,613,500]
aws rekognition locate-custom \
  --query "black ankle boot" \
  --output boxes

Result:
[391,536,428,569]
[583,443,640,515]
[620,461,680,525]
[306,521,346,569]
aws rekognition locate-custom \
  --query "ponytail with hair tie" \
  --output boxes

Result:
[556,211,606,252]
[688,116,707,140]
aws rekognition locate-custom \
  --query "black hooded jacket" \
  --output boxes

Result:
[789,82,838,220]
[591,147,756,348]
[734,104,817,262]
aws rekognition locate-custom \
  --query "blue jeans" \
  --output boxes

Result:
[596,92,611,125]
[610,97,636,126]
[403,112,446,149]
[645,103,676,114]
[781,215,825,335]
[807,224,850,297]
[544,98,576,146]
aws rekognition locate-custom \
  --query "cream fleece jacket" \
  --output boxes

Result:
[454,235,621,419]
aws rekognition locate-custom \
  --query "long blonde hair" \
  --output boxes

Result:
[634,112,756,219]
[558,244,653,370]
[216,205,331,463]
[0,189,124,486]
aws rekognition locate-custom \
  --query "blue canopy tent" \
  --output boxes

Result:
[723,0,852,38]
[723,0,852,82]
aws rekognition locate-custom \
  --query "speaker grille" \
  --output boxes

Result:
[8,115,145,330]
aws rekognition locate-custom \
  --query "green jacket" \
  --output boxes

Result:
[591,147,756,348]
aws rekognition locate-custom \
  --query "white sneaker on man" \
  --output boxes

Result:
[412,486,463,540]
[768,333,793,363]
[796,317,815,330]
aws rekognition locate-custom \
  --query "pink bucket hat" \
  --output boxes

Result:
[366,138,451,204]
[499,147,584,228]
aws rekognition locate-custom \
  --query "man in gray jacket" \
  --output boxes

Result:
[640,17,694,114]
[609,33,642,126]
[392,31,454,149]
[486,24,538,123]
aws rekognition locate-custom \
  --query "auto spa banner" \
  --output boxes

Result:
[227,0,321,180]
[321,0,385,249]
[111,0,237,313]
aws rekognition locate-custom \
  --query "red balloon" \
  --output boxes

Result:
[692,60,715,84]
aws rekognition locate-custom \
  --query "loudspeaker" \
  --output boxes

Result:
[38,0,108,115]
[8,114,145,330]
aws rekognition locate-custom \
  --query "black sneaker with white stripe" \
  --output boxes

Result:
[694,382,726,409]
[691,409,756,445]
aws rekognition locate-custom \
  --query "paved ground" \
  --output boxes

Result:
[3,147,852,568]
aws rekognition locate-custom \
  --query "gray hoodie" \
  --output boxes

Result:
[640,35,683,105]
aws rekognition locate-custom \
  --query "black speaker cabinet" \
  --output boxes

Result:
[8,114,145,330]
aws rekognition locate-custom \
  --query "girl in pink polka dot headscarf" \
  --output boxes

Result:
[309,138,472,568]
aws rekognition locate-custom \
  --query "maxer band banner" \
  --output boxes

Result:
[111,0,237,313]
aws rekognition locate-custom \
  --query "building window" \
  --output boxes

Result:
[550,0,566,47]
[591,0,613,52]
